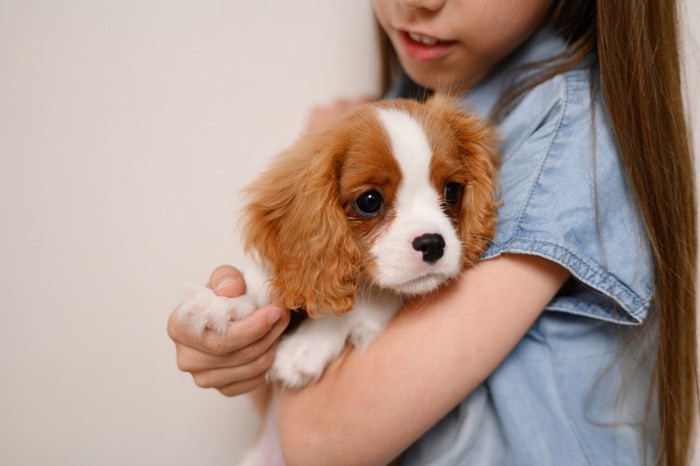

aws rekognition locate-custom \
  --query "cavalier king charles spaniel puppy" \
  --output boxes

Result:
[176,95,498,389]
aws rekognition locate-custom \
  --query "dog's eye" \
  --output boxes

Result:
[354,190,384,217]
[444,182,463,206]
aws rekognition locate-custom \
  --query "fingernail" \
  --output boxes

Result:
[215,278,238,292]
[266,308,282,325]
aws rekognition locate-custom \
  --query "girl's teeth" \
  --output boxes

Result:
[409,32,439,46]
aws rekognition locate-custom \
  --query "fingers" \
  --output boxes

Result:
[168,303,289,356]
[171,307,290,397]
[174,309,289,371]
[166,263,261,352]
[217,375,269,398]
[189,344,277,390]
[168,264,293,397]
[209,264,246,297]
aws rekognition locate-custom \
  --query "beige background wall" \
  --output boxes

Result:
[0,1,698,465]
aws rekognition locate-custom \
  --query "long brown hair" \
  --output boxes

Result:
[379,1,698,464]
[547,2,698,465]
[595,2,698,464]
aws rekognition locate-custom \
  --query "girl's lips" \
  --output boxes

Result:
[397,31,456,62]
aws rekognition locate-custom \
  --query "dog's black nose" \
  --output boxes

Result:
[412,233,445,263]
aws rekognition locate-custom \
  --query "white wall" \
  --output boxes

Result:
[0,2,378,465]
[0,2,698,465]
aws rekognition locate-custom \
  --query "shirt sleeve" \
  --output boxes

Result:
[480,70,654,325]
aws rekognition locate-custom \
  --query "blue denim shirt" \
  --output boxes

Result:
[397,26,656,465]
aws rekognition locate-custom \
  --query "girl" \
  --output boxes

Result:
[168,0,697,464]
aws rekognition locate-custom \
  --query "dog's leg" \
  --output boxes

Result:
[347,288,401,350]
[268,291,401,388]
[268,314,353,388]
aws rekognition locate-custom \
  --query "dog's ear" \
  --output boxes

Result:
[242,130,361,318]
[442,104,500,264]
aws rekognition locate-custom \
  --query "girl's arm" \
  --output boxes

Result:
[276,253,569,466]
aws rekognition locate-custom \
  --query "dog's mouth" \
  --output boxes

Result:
[391,271,454,295]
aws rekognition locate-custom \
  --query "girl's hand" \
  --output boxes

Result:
[168,97,368,396]
[167,265,291,397]
[305,96,373,134]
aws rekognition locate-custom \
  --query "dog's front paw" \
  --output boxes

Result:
[267,338,325,388]
[176,285,257,335]
[268,327,346,388]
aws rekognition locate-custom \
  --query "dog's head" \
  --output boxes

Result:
[243,96,498,317]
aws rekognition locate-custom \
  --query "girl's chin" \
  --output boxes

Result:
[400,68,467,94]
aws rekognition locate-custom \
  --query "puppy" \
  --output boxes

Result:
[176,95,498,389]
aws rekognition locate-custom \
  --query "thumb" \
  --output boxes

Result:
[209,264,246,298]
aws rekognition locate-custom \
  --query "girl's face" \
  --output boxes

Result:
[373,0,553,93]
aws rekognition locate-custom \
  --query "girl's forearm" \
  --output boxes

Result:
[275,254,569,466]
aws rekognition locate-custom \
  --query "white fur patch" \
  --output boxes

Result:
[372,107,462,295]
